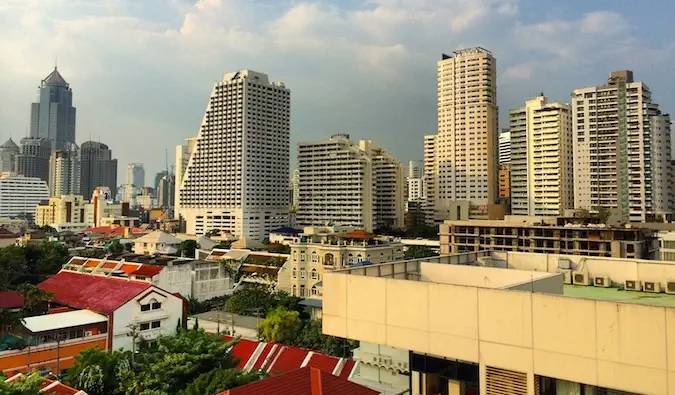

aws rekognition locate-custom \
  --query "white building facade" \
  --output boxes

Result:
[48,144,80,197]
[176,70,290,239]
[126,163,145,187]
[499,130,511,164]
[0,173,49,221]
[509,96,574,216]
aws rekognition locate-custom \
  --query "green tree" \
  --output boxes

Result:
[294,319,358,358]
[214,241,233,249]
[224,286,303,317]
[17,283,53,316]
[0,308,23,332]
[106,239,125,254]
[64,347,132,395]
[0,371,45,395]
[258,307,301,344]
[592,206,612,224]
[265,243,290,254]
[179,369,267,395]
[0,242,70,290]
[178,240,198,258]
[404,245,439,259]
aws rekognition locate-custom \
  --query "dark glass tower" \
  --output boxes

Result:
[30,67,76,151]
[80,141,117,200]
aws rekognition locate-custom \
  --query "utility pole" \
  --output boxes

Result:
[127,323,141,363]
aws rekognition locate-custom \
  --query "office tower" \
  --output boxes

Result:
[177,70,290,239]
[573,70,673,221]
[499,130,511,164]
[407,160,425,202]
[426,48,499,221]
[127,163,145,187]
[49,144,80,197]
[0,138,19,172]
[14,137,50,182]
[80,141,118,200]
[30,66,76,150]
[174,137,197,218]
[297,134,404,231]
[154,170,168,192]
[0,173,49,222]
[509,96,573,216]
[158,172,175,208]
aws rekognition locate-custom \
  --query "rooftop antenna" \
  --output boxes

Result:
[165,148,169,174]
[54,56,58,69]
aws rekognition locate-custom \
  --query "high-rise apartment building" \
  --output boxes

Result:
[652,113,674,214]
[425,48,499,221]
[30,67,76,151]
[126,163,145,187]
[290,168,299,210]
[0,138,19,173]
[296,135,404,231]
[499,164,511,199]
[176,70,290,239]
[509,96,574,216]
[0,173,49,221]
[573,70,673,221]
[499,130,511,164]
[408,160,422,179]
[157,173,175,208]
[407,160,425,202]
[14,137,50,183]
[35,195,87,227]
[80,141,118,200]
[174,137,197,218]
[49,144,80,197]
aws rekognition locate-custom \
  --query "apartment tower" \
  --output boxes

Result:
[80,141,118,200]
[49,144,80,197]
[14,137,51,183]
[509,96,573,216]
[425,47,498,221]
[176,70,290,239]
[573,70,673,221]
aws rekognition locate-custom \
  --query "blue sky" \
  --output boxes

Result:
[1,0,674,184]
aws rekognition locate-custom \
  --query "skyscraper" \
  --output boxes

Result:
[126,163,145,187]
[499,130,511,165]
[176,70,290,239]
[158,173,175,208]
[30,67,76,150]
[425,48,499,221]
[80,141,117,200]
[14,137,50,183]
[509,96,574,216]
[174,137,197,218]
[49,144,80,197]
[573,70,673,221]
[0,138,19,173]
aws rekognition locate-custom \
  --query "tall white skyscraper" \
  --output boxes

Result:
[573,70,673,221]
[49,144,80,197]
[509,96,573,216]
[425,48,498,221]
[127,163,145,187]
[499,130,511,164]
[177,70,290,239]
[407,160,425,202]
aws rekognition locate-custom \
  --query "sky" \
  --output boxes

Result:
[1,0,675,185]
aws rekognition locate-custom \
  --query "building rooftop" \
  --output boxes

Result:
[563,285,675,308]
[5,373,85,395]
[42,67,69,87]
[22,309,107,333]
[0,291,24,309]
[133,230,182,245]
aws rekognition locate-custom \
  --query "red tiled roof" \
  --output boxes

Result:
[39,271,151,314]
[305,353,340,373]
[340,230,376,239]
[40,379,81,395]
[219,367,378,395]
[0,291,24,309]
[251,343,275,370]
[267,346,308,375]
[130,264,164,278]
[228,338,259,369]
[338,360,356,380]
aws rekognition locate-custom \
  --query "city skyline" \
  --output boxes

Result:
[2,1,675,180]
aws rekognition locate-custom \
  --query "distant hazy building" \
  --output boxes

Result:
[499,130,511,164]
[176,70,290,239]
[126,163,145,187]
[297,134,404,231]
[290,169,299,210]
[49,144,80,197]
[14,137,50,183]
[158,173,175,208]
[30,67,76,151]
[407,160,425,203]
[174,137,197,218]
[573,70,673,221]
[0,173,49,222]
[80,141,117,200]
[509,96,573,216]
[0,138,19,173]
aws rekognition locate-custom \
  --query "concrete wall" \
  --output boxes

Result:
[420,262,558,289]
[323,272,675,395]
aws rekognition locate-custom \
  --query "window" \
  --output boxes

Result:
[292,267,297,278]
[293,251,298,261]
[357,254,362,262]
[311,269,317,280]
[151,321,161,329]
[311,286,317,296]
[300,269,306,279]
[136,276,147,281]
[348,253,353,264]
[300,285,306,297]
[292,285,297,296]
[324,253,334,265]
[141,304,150,312]
[311,252,318,263]
[151,302,162,310]
[300,253,306,261]
[140,323,150,331]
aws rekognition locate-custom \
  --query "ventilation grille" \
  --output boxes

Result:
[486,366,528,395]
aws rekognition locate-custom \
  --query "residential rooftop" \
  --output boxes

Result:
[563,284,675,308]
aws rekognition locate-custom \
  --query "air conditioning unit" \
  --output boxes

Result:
[666,281,675,295]
[644,281,662,293]
[559,269,572,284]
[558,259,572,270]
[625,280,642,291]
[573,272,590,286]
[594,276,611,288]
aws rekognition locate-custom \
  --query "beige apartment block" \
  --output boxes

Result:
[34,195,87,227]
[498,164,510,199]
[425,48,498,222]
[323,250,675,395]
[509,96,573,216]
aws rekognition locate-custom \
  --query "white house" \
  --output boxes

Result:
[133,230,182,255]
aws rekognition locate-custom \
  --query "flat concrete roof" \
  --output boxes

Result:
[23,309,107,333]
[563,285,675,307]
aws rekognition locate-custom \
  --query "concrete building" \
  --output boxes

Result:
[297,135,404,231]
[177,70,290,239]
[174,137,197,218]
[14,137,50,183]
[440,216,658,259]
[425,48,499,222]
[322,250,675,395]
[0,173,49,221]
[573,70,673,221]
[407,160,425,203]
[133,230,182,255]
[498,129,510,164]
[498,164,510,199]
[80,141,117,200]
[126,162,145,187]
[0,138,19,173]
[652,113,674,216]
[29,67,76,151]
[34,195,87,227]
[49,144,80,197]
[290,168,299,210]
[509,96,573,216]
[157,172,174,208]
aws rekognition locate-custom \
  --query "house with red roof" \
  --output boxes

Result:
[39,271,185,351]
[4,372,88,394]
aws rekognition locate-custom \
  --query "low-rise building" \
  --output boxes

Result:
[440,216,658,259]
[205,249,288,290]
[34,195,87,227]
[269,226,302,245]
[133,230,182,255]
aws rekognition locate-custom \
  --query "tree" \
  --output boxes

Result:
[404,245,439,260]
[178,240,198,258]
[258,307,301,344]
[293,320,358,358]
[224,286,303,317]
[0,372,45,395]
[0,242,70,291]
[17,284,53,316]
[65,347,131,395]
[106,239,124,254]
[593,206,612,224]
[179,369,267,395]
[265,243,290,254]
